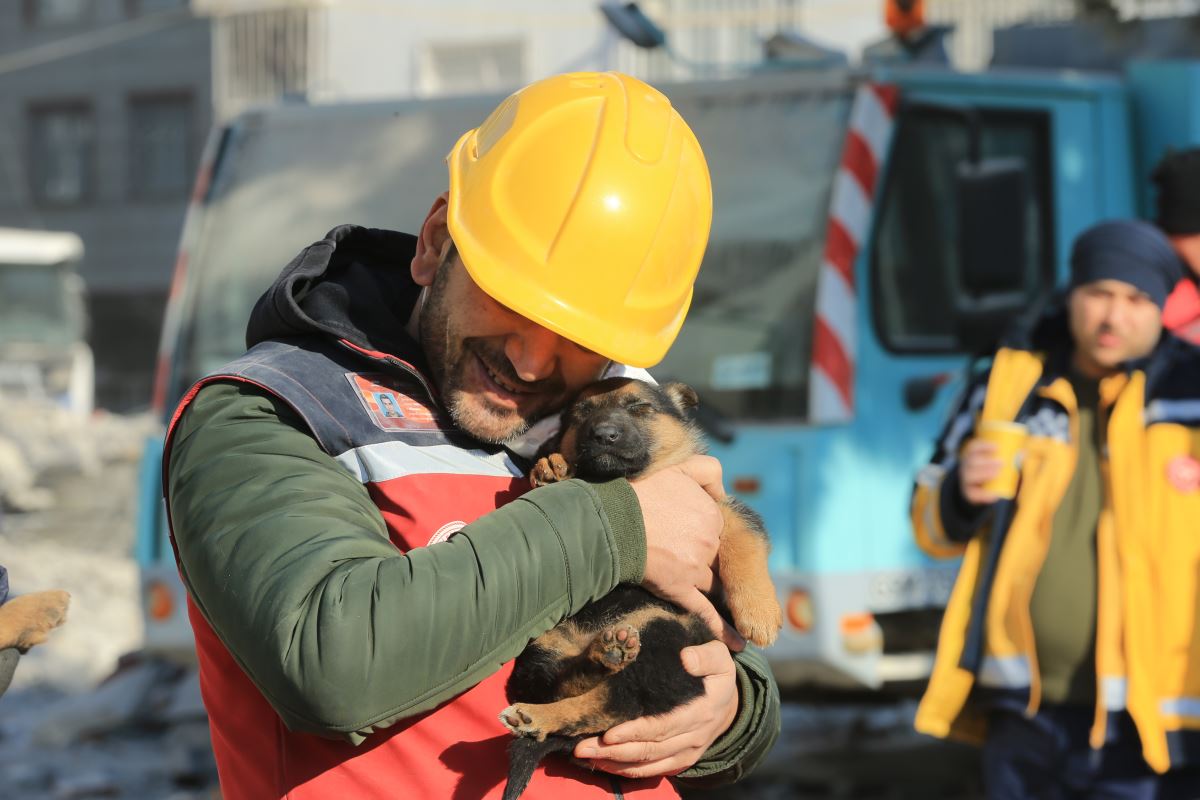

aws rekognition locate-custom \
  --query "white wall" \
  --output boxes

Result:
[797,0,888,62]
[319,1,612,102]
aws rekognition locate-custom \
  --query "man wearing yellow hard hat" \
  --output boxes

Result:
[163,72,781,799]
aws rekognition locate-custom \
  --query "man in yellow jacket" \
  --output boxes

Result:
[912,219,1200,797]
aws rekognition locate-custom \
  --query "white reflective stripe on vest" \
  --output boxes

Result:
[335,440,524,484]
[1102,676,1127,712]
[1145,398,1200,424]
[977,655,1032,688]
[1161,696,1200,719]
[916,464,956,550]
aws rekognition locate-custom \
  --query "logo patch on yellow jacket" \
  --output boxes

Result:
[1166,454,1200,493]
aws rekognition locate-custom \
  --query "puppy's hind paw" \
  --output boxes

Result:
[500,704,546,741]
[589,625,640,671]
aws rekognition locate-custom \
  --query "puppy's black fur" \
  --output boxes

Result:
[500,378,780,799]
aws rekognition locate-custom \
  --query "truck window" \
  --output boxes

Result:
[0,265,74,345]
[655,86,851,421]
[871,106,1054,352]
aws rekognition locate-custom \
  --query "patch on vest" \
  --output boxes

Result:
[427,520,466,546]
[1166,454,1200,494]
[347,372,453,432]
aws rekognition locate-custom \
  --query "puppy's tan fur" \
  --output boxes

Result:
[0,590,70,652]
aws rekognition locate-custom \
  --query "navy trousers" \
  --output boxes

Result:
[984,706,1200,799]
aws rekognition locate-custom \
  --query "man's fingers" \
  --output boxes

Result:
[680,640,735,677]
[601,711,677,746]
[576,755,688,779]
[674,588,745,652]
[675,455,726,501]
[964,439,999,457]
[578,731,706,777]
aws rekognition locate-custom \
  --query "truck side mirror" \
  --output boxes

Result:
[953,157,1031,353]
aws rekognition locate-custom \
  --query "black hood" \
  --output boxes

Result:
[246,225,425,362]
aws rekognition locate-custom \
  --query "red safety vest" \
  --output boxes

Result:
[163,337,678,800]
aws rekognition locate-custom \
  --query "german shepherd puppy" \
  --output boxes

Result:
[499,378,781,799]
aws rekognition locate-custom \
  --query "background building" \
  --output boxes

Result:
[3,0,1199,409]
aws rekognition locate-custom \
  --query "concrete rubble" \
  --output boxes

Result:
[0,407,219,799]
[0,395,156,513]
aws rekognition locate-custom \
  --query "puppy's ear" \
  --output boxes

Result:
[662,382,699,413]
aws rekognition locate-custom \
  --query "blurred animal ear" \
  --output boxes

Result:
[662,382,699,412]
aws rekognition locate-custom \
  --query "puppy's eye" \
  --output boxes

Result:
[627,402,654,415]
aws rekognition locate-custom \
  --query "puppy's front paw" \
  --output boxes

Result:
[725,585,782,648]
[531,453,572,487]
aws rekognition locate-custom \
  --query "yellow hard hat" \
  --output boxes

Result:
[446,71,712,368]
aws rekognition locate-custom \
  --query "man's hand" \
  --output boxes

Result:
[573,641,739,778]
[959,438,1003,505]
[630,455,744,650]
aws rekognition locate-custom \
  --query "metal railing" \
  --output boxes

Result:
[211,5,324,121]
[613,0,805,80]
[205,0,804,118]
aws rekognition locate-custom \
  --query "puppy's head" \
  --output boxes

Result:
[556,378,703,481]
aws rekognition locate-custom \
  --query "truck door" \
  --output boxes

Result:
[660,72,1074,691]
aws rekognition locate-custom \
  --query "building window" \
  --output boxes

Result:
[25,0,91,26]
[129,94,193,199]
[29,103,95,205]
[420,39,525,96]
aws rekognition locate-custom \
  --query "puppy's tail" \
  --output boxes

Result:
[503,734,581,800]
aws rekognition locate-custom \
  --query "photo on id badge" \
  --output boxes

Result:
[375,392,404,419]
[347,373,450,432]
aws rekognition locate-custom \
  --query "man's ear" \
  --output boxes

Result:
[412,191,452,287]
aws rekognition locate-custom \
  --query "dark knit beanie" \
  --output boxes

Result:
[1069,219,1183,309]
[1152,148,1200,235]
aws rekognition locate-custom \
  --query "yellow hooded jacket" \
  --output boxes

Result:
[911,324,1200,773]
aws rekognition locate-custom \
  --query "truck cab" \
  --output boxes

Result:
[0,228,93,417]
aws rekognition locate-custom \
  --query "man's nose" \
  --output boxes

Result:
[1104,297,1131,328]
[505,323,565,383]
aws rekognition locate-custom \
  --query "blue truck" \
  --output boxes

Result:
[134,31,1200,784]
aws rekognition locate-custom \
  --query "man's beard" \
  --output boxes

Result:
[419,263,565,445]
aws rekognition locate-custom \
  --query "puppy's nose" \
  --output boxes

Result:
[591,422,622,445]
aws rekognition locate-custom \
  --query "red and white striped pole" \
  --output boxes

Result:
[810,82,898,424]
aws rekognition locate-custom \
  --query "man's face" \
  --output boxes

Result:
[1169,233,1200,280]
[418,251,612,444]
[1068,279,1163,376]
